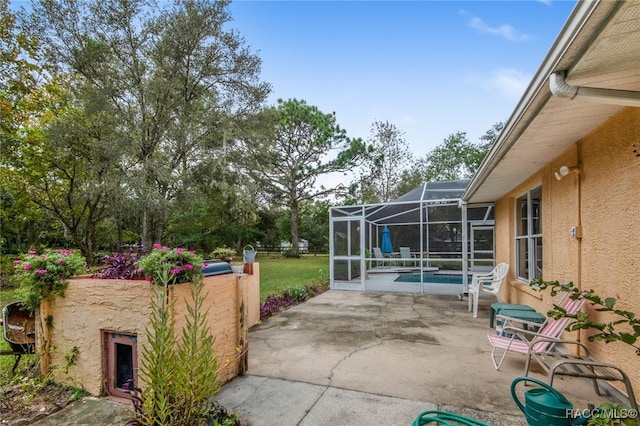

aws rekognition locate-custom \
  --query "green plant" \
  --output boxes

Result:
[63,346,79,374]
[66,385,88,401]
[173,274,219,424]
[127,267,220,425]
[205,401,241,426]
[209,247,236,262]
[530,279,640,355]
[287,286,309,303]
[13,249,86,310]
[587,402,636,425]
[1,255,18,289]
[282,248,299,258]
[260,282,329,320]
[137,245,203,285]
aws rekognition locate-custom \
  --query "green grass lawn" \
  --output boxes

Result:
[257,255,329,301]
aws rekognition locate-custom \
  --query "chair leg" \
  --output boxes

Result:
[588,365,601,396]
[490,345,510,370]
[473,291,479,318]
[524,353,533,379]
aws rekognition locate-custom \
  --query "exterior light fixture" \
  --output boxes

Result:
[554,165,581,181]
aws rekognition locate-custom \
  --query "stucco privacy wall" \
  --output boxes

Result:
[494,108,640,399]
[39,267,260,396]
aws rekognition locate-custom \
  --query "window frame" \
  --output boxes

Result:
[514,186,542,282]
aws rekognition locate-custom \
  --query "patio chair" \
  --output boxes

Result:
[486,294,586,374]
[399,247,413,266]
[468,262,509,318]
[372,247,386,268]
[490,296,638,411]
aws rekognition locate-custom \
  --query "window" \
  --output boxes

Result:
[104,332,138,399]
[515,186,542,281]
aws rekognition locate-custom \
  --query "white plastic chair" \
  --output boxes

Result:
[399,247,413,266]
[468,262,509,318]
[372,247,386,268]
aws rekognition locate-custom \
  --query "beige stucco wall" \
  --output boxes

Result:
[244,263,261,327]
[494,107,640,399]
[40,265,260,396]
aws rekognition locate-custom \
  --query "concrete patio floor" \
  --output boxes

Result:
[32,289,630,425]
[215,290,627,426]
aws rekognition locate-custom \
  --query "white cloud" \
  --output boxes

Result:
[398,114,415,125]
[488,68,531,100]
[463,68,531,101]
[460,10,531,41]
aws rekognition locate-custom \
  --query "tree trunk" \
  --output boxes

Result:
[154,218,164,247]
[142,209,151,250]
[116,210,123,251]
[290,201,299,257]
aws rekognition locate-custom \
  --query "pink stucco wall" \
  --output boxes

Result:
[494,107,640,398]
[39,265,260,396]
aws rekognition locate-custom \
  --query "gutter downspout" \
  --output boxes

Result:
[550,71,640,107]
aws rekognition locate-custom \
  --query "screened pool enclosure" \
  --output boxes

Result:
[329,180,495,295]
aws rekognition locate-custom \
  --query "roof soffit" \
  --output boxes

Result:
[464,1,640,203]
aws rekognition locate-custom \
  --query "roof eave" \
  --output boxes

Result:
[462,0,620,203]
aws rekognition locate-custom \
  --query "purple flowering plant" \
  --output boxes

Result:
[13,249,86,310]
[92,248,146,280]
[136,244,203,285]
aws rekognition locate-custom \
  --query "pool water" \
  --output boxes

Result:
[394,272,472,285]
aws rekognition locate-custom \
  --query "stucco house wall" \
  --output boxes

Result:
[494,107,640,398]
[39,266,260,396]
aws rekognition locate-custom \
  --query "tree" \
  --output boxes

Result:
[26,0,270,249]
[21,80,128,265]
[0,0,51,253]
[468,122,503,173]
[298,200,331,252]
[241,99,367,256]
[354,120,412,204]
[420,131,477,181]
[396,125,500,195]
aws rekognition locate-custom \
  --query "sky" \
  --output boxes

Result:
[227,0,578,159]
[9,0,579,190]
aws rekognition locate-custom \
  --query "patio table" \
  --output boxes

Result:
[489,303,536,328]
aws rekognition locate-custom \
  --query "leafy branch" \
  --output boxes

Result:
[530,279,640,355]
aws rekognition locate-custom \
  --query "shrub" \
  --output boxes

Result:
[209,247,236,262]
[305,281,329,297]
[137,245,203,285]
[92,251,146,280]
[287,286,309,303]
[282,248,299,258]
[0,255,18,288]
[125,272,219,425]
[13,249,86,310]
[259,283,329,320]
[260,292,296,320]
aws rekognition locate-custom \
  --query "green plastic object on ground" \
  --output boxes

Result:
[511,376,573,426]
[411,410,491,425]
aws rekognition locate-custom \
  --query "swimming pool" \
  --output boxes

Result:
[394,272,472,285]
